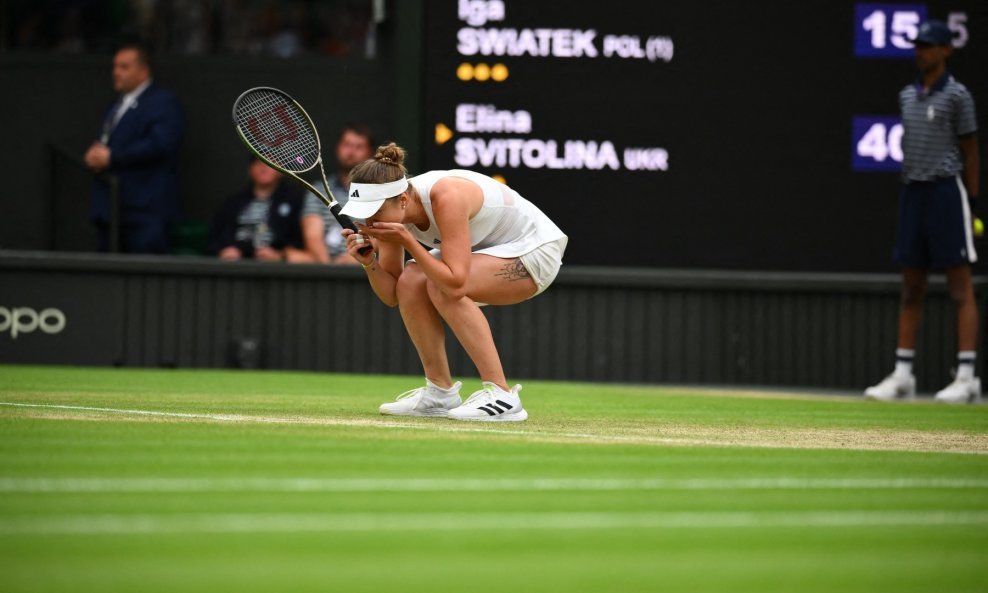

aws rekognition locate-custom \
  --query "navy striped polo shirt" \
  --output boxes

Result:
[898,72,977,183]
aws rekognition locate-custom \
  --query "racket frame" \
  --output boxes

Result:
[232,87,358,234]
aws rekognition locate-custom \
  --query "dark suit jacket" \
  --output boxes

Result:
[90,83,185,225]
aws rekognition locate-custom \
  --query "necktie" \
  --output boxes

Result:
[100,99,125,143]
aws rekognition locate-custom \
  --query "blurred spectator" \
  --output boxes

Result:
[52,5,86,53]
[1,1,374,57]
[206,157,317,262]
[84,42,185,254]
[301,123,375,264]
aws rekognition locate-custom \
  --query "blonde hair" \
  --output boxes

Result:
[349,143,408,185]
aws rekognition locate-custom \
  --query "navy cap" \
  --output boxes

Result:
[909,20,954,46]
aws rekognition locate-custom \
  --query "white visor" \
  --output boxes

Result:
[339,177,409,219]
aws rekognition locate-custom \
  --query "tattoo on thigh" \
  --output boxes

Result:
[495,259,531,282]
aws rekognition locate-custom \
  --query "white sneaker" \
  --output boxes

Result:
[864,374,916,401]
[934,377,982,404]
[379,381,462,417]
[448,382,528,422]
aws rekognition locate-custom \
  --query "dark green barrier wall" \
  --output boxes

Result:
[2,251,984,393]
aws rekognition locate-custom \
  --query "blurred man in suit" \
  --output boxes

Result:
[84,42,185,254]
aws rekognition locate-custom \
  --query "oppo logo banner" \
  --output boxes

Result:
[0,306,67,339]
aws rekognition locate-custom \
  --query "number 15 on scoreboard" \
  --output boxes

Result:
[855,4,927,57]
[855,4,970,57]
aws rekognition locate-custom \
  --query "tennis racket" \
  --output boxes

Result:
[232,87,372,255]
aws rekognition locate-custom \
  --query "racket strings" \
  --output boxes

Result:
[234,90,319,173]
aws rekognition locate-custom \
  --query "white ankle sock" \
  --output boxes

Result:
[893,349,914,379]
[483,382,515,397]
[427,380,459,394]
[957,352,976,381]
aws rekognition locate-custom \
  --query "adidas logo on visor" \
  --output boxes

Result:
[350,189,360,198]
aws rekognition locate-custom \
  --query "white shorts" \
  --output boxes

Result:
[517,237,567,296]
[417,236,568,299]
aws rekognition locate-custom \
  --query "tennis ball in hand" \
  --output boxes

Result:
[975,218,984,238]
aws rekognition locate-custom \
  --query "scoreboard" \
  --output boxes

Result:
[420,0,987,272]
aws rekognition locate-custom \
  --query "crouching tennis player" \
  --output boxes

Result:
[341,143,567,421]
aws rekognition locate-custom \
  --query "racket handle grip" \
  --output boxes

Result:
[331,204,374,256]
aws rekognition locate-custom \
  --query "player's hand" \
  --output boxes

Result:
[342,228,375,266]
[363,222,411,246]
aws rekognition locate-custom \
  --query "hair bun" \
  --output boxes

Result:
[350,142,409,185]
[375,143,406,167]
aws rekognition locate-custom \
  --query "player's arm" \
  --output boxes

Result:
[395,183,475,300]
[959,133,980,200]
[345,229,403,307]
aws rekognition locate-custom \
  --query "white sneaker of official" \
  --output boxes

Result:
[933,377,983,404]
[864,374,916,401]
[379,381,463,417]
[448,382,528,422]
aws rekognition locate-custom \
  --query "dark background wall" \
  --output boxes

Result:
[0,0,986,273]
[1,1,985,389]
[0,55,395,252]
[421,0,988,272]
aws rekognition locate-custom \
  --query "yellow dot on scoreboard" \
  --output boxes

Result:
[456,63,474,81]
[473,63,491,81]
[491,174,506,184]
[491,64,509,82]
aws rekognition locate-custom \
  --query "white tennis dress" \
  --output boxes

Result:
[406,169,567,258]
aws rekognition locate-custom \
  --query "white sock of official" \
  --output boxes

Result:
[893,348,915,379]
[956,351,976,381]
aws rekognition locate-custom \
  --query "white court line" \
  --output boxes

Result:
[0,402,736,447]
[2,401,985,454]
[1,477,986,493]
[1,511,986,535]
[0,402,261,421]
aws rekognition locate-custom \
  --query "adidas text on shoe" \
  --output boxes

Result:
[448,383,528,422]
[379,381,462,417]
[934,377,983,405]
[864,374,916,401]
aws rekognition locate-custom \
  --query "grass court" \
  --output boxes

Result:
[1,365,986,592]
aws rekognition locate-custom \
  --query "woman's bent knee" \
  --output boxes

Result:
[425,277,467,304]
[396,265,429,304]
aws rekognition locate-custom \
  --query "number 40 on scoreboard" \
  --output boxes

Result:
[850,5,970,172]
[852,116,903,172]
